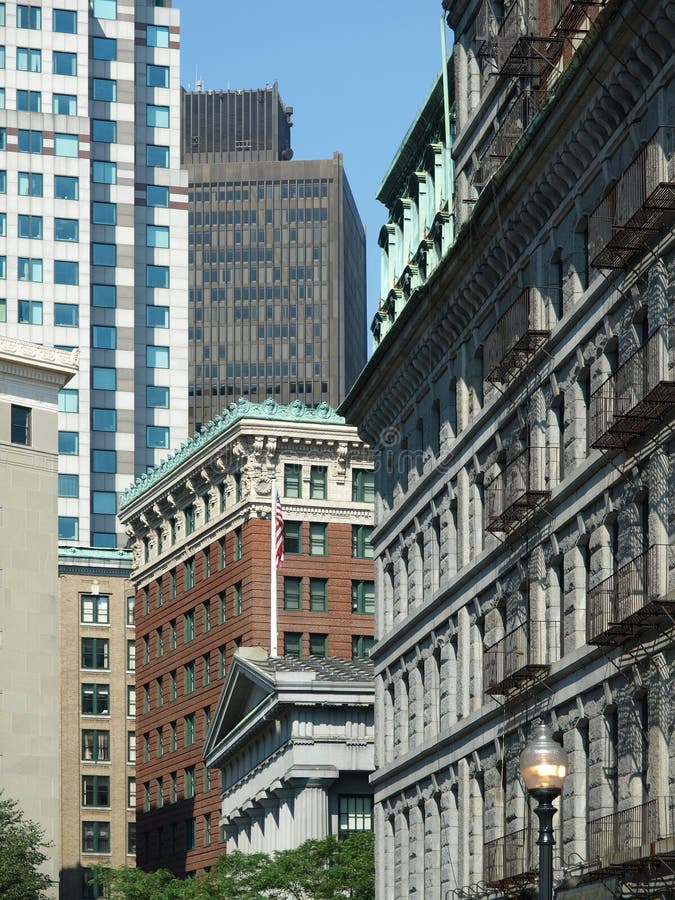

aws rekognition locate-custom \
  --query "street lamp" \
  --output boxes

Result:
[519,723,568,900]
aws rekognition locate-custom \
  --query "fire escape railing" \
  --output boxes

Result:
[484,286,551,385]
[588,797,675,871]
[589,327,675,450]
[486,446,557,535]
[496,0,564,77]
[484,619,558,696]
[484,826,538,886]
[587,544,672,645]
[589,127,675,269]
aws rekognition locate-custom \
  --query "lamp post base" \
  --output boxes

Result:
[532,788,560,900]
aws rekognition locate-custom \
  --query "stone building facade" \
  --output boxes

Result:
[57,547,135,900]
[0,338,77,896]
[204,651,374,855]
[119,399,374,875]
[341,0,675,897]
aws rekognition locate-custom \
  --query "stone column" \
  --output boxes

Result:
[409,801,425,896]
[423,647,440,740]
[440,781,458,897]
[274,788,295,851]
[408,661,424,748]
[248,804,265,852]
[394,807,410,900]
[293,780,329,845]
[232,813,250,853]
[424,793,441,897]
[258,796,279,854]
[565,542,588,651]
[394,670,409,757]
[440,635,457,731]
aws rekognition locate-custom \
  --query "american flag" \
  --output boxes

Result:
[274,488,284,569]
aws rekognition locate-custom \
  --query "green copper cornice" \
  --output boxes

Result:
[58,546,133,561]
[119,398,346,511]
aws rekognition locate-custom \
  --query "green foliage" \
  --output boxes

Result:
[95,831,374,900]
[0,792,53,900]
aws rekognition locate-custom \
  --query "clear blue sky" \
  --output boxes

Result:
[174,0,452,349]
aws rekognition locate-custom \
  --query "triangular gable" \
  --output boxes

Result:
[203,653,277,765]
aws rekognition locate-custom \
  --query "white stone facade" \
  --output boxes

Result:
[0,0,188,549]
[204,651,374,855]
[342,1,675,897]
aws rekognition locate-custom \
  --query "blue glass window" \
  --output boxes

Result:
[54,303,78,326]
[18,214,42,238]
[92,408,116,431]
[146,225,169,248]
[92,79,116,102]
[146,145,169,168]
[54,261,79,285]
[92,449,116,473]
[92,119,116,143]
[54,175,78,199]
[91,284,116,307]
[18,129,42,153]
[92,37,116,60]
[53,50,75,74]
[146,306,169,328]
[146,345,169,368]
[18,47,41,71]
[147,25,169,47]
[92,243,116,267]
[146,105,169,128]
[58,389,79,412]
[58,473,79,497]
[92,532,116,549]
[18,172,42,196]
[53,94,77,115]
[59,516,79,540]
[53,9,76,32]
[92,202,116,225]
[146,64,169,87]
[17,89,41,111]
[146,385,169,408]
[92,325,116,349]
[54,218,78,242]
[146,265,169,288]
[146,185,169,207]
[17,5,41,29]
[92,491,116,515]
[54,133,79,157]
[147,426,169,449]
[93,0,116,19]
[59,431,79,454]
[92,161,116,184]
[92,367,116,390]
[18,257,43,281]
[18,299,42,324]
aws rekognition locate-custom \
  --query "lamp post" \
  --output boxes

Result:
[519,723,569,900]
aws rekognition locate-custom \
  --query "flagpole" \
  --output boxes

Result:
[270,480,278,657]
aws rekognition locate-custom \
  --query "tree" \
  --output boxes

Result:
[96,831,375,900]
[0,792,53,900]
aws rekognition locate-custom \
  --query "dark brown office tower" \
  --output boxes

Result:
[182,84,367,432]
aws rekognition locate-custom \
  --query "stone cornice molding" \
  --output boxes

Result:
[342,0,672,445]
[0,337,78,385]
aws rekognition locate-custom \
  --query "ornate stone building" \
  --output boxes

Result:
[119,399,375,875]
[204,651,374,855]
[341,0,675,897]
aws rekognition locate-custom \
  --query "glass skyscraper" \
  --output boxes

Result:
[182,84,367,431]
[0,0,188,549]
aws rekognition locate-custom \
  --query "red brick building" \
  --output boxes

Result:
[119,399,374,874]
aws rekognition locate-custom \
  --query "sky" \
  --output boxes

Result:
[175,0,453,345]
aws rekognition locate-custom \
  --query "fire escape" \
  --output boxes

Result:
[473,0,604,193]
[589,127,675,269]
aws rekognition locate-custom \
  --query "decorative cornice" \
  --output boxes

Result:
[342,0,672,446]
[0,336,78,375]
[120,398,346,510]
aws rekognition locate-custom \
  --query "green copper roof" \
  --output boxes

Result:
[58,546,133,561]
[119,398,346,511]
